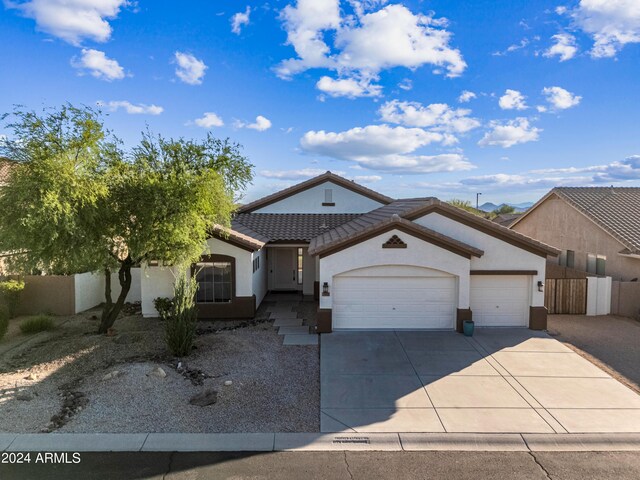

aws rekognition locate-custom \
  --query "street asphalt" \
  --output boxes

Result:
[2,451,640,479]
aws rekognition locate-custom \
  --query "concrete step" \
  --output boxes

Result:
[273,318,303,327]
[277,326,309,335]
[283,334,319,346]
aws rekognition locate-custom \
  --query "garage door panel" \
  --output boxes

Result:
[470,276,529,327]
[333,273,456,330]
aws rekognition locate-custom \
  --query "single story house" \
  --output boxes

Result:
[511,187,640,281]
[141,172,559,331]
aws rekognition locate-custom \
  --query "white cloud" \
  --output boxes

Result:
[567,0,640,58]
[531,155,640,182]
[300,124,474,174]
[542,86,582,110]
[276,1,466,96]
[458,90,477,103]
[498,89,528,110]
[71,48,125,81]
[378,100,480,135]
[316,76,382,98]
[99,101,163,115]
[398,78,413,91]
[236,115,272,131]
[353,175,382,183]
[493,38,530,56]
[6,0,129,45]
[276,0,341,77]
[260,168,337,180]
[231,6,251,34]
[478,118,541,148]
[174,52,207,85]
[413,154,640,195]
[193,112,224,128]
[544,33,578,61]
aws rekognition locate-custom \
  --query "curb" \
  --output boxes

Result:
[2,433,640,452]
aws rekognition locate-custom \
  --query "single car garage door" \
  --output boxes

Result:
[470,275,530,327]
[332,267,456,329]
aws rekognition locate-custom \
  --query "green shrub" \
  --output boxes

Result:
[0,280,25,318]
[0,305,9,341]
[19,315,55,334]
[153,297,173,321]
[165,276,198,357]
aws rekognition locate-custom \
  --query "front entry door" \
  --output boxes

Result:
[273,248,297,290]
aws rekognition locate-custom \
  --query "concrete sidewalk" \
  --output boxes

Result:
[2,433,640,452]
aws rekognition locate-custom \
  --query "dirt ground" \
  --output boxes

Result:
[548,314,640,394]
[0,300,320,433]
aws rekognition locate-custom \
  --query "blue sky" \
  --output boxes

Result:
[1,0,639,205]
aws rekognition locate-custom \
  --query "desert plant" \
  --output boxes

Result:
[0,305,9,341]
[153,297,173,321]
[0,279,25,318]
[164,275,199,357]
[19,314,55,334]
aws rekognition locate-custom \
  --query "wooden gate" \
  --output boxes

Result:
[545,278,587,314]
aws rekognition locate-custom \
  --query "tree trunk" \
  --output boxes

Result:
[98,258,133,334]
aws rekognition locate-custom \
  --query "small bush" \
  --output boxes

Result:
[20,315,55,335]
[0,280,25,318]
[0,305,9,341]
[165,276,198,357]
[153,297,173,321]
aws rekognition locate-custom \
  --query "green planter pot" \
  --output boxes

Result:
[463,320,475,337]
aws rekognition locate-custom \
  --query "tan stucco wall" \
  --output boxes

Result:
[513,195,640,281]
[16,275,76,316]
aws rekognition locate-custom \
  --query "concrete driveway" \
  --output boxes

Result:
[320,329,640,433]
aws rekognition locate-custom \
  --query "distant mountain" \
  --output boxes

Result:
[478,202,533,213]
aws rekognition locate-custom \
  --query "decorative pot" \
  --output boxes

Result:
[463,320,475,337]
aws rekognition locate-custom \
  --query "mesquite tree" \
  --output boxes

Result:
[0,105,252,333]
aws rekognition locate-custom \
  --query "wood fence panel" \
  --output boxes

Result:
[545,278,587,314]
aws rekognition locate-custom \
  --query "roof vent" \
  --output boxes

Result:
[391,213,400,220]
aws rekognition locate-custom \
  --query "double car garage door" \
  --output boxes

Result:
[332,268,529,329]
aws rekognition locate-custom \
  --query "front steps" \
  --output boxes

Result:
[266,299,318,346]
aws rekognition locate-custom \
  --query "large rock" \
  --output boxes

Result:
[16,391,33,401]
[148,367,167,378]
[189,389,218,407]
[102,370,120,381]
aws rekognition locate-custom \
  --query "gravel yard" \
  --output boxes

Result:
[548,314,640,394]
[0,300,320,433]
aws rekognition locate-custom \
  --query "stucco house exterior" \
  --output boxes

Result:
[511,187,640,282]
[141,172,559,331]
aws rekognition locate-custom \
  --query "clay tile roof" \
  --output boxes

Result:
[309,197,559,258]
[232,213,362,242]
[308,214,484,258]
[210,225,266,251]
[548,187,640,254]
[236,171,394,213]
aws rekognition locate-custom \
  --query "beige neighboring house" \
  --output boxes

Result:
[0,157,16,275]
[512,187,640,319]
[511,187,640,281]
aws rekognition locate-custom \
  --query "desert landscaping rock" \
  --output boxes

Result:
[102,370,121,381]
[190,389,219,406]
[148,367,167,378]
[0,303,319,433]
[16,391,33,401]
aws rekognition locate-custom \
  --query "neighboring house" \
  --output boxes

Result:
[0,157,16,275]
[141,172,559,331]
[492,213,522,227]
[511,187,640,282]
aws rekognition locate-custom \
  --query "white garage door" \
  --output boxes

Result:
[470,275,529,327]
[332,269,456,329]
